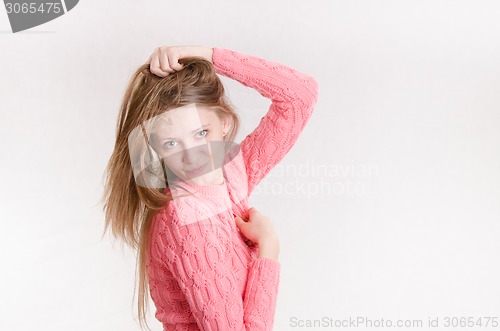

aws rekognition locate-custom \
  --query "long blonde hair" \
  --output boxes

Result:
[100,57,239,330]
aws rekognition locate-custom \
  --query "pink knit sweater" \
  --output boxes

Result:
[147,47,318,331]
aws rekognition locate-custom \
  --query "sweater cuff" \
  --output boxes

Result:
[211,47,238,77]
[211,47,224,72]
[247,258,280,292]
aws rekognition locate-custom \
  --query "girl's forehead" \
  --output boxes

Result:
[148,104,216,134]
[160,104,200,123]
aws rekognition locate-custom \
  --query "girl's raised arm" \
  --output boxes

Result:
[212,47,319,195]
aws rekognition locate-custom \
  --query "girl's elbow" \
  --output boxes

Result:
[309,76,319,103]
[300,75,319,109]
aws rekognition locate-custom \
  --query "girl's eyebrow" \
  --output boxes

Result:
[191,124,211,134]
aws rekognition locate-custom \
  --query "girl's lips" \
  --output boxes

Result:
[185,163,208,176]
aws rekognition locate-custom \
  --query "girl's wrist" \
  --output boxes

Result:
[194,46,213,63]
[181,46,213,64]
[257,237,280,260]
[205,47,214,63]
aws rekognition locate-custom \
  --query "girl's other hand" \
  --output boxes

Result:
[234,207,280,260]
[144,45,213,77]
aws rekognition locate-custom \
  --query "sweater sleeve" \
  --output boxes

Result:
[212,47,319,196]
[152,203,280,331]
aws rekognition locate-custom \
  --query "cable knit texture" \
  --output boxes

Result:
[147,47,318,331]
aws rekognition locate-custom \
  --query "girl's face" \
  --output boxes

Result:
[150,104,230,186]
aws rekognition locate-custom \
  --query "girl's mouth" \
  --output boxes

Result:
[185,163,208,176]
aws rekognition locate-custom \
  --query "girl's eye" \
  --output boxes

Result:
[162,130,208,149]
[163,141,177,149]
[197,129,208,138]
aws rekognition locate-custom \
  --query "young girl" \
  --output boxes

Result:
[102,45,318,331]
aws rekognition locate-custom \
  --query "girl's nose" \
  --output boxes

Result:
[182,143,208,164]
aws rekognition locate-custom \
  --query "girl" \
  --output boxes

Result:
[102,45,318,330]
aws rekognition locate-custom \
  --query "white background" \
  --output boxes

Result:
[1,1,499,330]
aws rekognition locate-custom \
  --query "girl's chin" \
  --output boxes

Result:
[185,169,224,186]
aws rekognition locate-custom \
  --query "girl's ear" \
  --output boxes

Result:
[222,116,231,135]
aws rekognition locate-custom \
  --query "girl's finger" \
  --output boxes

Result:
[158,51,175,74]
[168,51,184,71]
[149,55,166,77]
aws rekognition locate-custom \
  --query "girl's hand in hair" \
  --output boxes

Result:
[144,45,213,77]
[234,207,280,260]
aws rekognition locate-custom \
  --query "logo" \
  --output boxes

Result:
[3,0,78,33]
